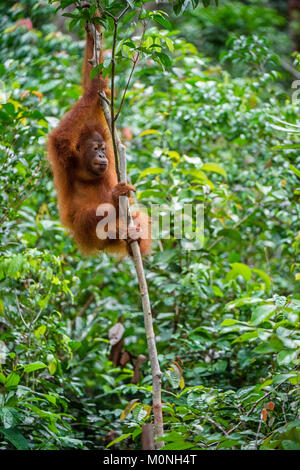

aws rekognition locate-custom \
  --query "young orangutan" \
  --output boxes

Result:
[47,22,151,257]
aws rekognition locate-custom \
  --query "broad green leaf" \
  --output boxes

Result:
[272,143,300,150]
[227,263,252,282]
[23,362,47,373]
[5,373,20,388]
[152,14,172,30]
[139,167,165,179]
[233,331,258,343]
[166,150,180,163]
[251,304,276,325]
[183,169,215,188]
[277,349,298,366]
[0,427,29,450]
[122,11,136,24]
[254,338,282,354]
[165,368,180,389]
[200,163,227,178]
[217,439,241,449]
[132,404,150,422]
[220,319,240,326]
[156,52,172,67]
[44,394,57,405]
[289,165,300,179]
[163,441,195,450]
[213,285,223,297]
[282,440,300,450]
[34,325,46,338]
[252,268,272,291]
[106,433,132,448]
[6,254,23,278]
[1,408,15,429]
[165,37,174,52]
[225,297,264,310]
[48,357,57,375]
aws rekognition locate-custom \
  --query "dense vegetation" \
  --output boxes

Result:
[0,0,299,450]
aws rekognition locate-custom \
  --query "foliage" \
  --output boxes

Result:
[173,0,289,60]
[0,0,299,450]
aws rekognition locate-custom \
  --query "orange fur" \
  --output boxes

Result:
[47,25,151,257]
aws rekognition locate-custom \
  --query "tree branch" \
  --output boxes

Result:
[88,15,164,448]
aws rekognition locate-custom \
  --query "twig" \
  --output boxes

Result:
[264,246,273,295]
[114,54,139,122]
[199,415,228,436]
[101,90,164,446]
[279,57,300,79]
[255,418,263,450]
[90,17,164,448]
[15,292,29,329]
[114,20,146,121]
[228,384,281,435]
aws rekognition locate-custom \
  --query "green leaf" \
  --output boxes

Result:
[68,18,79,31]
[289,165,300,179]
[156,52,172,67]
[44,394,57,405]
[282,440,300,450]
[227,263,252,282]
[106,433,132,448]
[139,129,160,136]
[272,143,300,150]
[233,331,258,343]
[220,319,240,326]
[277,350,298,366]
[213,285,223,297]
[0,427,29,450]
[2,103,16,116]
[163,441,195,450]
[200,163,227,178]
[254,338,282,354]
[34,325,46,338]
[132,404,148,422]
[139,167,165,178]
[6,254,23,278]
[152,15,172,30]
[217,228,242,242]
[252,269,272,291]
[251,304,276,325]
[5,373,20,388]
[48,356,57,375]
[225,297,264,310]
[0,408,15,429]
[165,37,174,52]
[165,368,180,389]
[122,11,136,24]
[23,362,47,373]
[217,439,241,449]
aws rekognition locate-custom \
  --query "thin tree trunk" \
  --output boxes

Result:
[88,21,164,449]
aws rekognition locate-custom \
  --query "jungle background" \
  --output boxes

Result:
[0,0,299,450]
